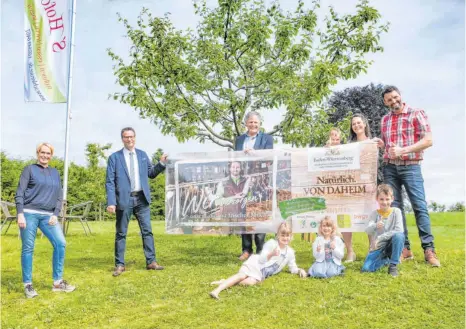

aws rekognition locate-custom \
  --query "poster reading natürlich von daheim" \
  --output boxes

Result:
[165,150,291,234]
[285,142,378,233]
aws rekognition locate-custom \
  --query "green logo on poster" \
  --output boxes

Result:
[311,221,317,228]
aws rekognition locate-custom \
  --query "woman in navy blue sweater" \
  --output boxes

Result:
[15,143,75,298]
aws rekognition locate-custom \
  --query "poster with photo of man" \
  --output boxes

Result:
[165,150,291,234]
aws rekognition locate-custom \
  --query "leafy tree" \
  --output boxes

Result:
[327,83,388,138]
[1,153,32,203]
[1,148,169,221]
[86,143,112,169]
[151,148,164,163]
[428,201,446,213]
[326,83,388,184]
[300,107,351,147]
[108,0,388,149]
[448,202,465,212]
[148,149,166,221]
[149,174,166,221]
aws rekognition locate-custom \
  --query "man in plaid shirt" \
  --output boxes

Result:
[376,85,440,267]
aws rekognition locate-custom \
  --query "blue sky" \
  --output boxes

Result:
[1,0,464,205]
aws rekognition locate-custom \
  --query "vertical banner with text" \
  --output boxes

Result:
[24,0,71,103]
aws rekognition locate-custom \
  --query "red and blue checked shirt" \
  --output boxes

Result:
[380,103,431,161]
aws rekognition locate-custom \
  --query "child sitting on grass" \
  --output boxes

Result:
[308,216,345,278]
[209,222,307,299]
[361,184,404,277]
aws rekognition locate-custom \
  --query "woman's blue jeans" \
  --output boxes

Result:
[20,213,66,283]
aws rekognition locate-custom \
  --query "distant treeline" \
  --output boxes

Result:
[0,145,166,221]
[1,145,463,222]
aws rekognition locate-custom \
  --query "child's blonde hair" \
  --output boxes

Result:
[317,216,341,238]
[326,127,341,146]
[376,184,394,198]
[276,221,292,238]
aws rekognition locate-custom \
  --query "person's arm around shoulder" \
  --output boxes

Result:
[105,154,117,213]
[15,165,32,228]
[286,248,307,278]
[148,152,167,179]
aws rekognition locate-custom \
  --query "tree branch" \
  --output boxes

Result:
[201,92,234,123]
[175,83,231,142]
[198,131,234,149]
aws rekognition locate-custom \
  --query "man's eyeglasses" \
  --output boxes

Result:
[122,136,135,140]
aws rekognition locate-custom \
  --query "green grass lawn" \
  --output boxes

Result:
[1,212,464,329]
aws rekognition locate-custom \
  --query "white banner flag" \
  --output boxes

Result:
[24,0,71,103]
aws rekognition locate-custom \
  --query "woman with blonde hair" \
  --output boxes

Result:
[15,143,75,298]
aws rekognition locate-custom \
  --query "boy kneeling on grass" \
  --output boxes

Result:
[361,184,404,277]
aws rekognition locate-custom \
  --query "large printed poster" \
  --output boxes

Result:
[286,142,378,233]
[165,150,291,234]
[165,143,378,234]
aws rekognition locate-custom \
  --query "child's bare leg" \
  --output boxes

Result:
[238,277,259,286]
[343,232,355,261]
[209,273,247,299]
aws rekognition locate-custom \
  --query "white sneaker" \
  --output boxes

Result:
[25,284,39,298]
[52,280,76,293]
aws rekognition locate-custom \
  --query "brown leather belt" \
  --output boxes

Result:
[383,159,420,166]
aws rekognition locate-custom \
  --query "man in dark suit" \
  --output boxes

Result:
[235,111,274,261]
[106,127,167,276]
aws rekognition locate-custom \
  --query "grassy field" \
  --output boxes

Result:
[1,212,464,329]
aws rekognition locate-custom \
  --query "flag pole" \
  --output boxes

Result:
[61,0,77,229]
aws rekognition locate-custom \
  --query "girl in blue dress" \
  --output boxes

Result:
[308,216,345,278]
